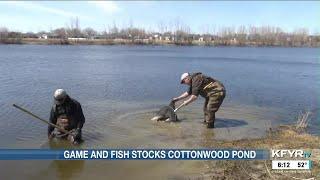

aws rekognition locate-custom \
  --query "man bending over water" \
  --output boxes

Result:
[48,89,85,144]
[172,72,226,128]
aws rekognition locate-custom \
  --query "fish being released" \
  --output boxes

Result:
[151,101,178,122]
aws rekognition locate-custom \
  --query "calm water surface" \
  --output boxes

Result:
[0,45,319,179]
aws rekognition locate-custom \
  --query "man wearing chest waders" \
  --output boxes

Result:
[172,72,226,128]
[48,89,85,144]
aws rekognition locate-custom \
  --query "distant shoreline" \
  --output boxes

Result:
[1,38,319,48]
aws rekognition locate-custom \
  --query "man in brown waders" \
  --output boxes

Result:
[172,72,226,128]
[48,89,85,144]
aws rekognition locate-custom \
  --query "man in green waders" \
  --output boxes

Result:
[172,72,226,128]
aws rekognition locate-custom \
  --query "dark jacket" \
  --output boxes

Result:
[48,96,85,136]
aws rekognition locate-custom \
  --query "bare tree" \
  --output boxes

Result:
[67,17,82,38]
[109,21,119,39]
[83,27,97,39]
[52,28,68,39]
[0,27,9,42]
[172,17,192,44]
[292,28,309,46]
[157,21,167,34]
[237,25,247,45]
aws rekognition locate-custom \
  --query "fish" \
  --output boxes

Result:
[151,101,178,122]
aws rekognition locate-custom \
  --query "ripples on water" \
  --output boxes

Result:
[0,45,318,146]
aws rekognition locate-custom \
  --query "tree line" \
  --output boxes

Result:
[0,18,319,47]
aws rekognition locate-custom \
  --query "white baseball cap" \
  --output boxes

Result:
[54,89,67,104]
[180,72,190,84]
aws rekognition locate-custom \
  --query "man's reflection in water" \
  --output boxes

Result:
[49,160,85,180]
[48,139,85,180]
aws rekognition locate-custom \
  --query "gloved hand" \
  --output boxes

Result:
[48,131,55,140]
[74,128,82,141]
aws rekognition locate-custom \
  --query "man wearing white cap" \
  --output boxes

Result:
[172,72,226,128]
[48,89,85,144]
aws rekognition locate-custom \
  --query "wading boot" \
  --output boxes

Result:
[207,122,215,128]
[206,112,215,128]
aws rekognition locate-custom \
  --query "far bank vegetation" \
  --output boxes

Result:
[1,17,319,47]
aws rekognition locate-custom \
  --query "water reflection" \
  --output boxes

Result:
[215,118,248,128]
[48,160,85,180]
[47,139,85,180]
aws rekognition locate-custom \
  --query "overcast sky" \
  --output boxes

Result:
[0,1,319,34]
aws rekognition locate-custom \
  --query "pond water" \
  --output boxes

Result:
[0,45,318,179]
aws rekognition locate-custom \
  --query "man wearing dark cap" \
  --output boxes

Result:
[172,72,226,128]
[48,89,85,144]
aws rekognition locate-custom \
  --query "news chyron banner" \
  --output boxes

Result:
[0,149,316,168]
[0,149,267,160]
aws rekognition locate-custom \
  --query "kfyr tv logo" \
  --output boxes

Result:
[271,149,312,158]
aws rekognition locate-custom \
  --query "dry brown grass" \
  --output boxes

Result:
[296,110,311,130]
[200,111,319,180]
